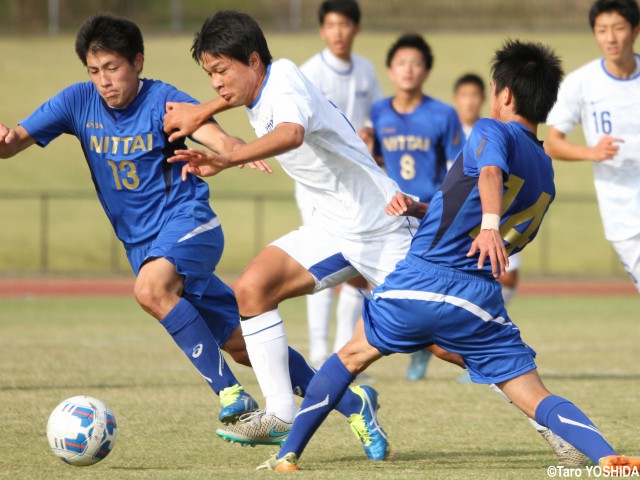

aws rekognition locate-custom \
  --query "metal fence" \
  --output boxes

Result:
[0,0,596,35]
[0,191,625,278]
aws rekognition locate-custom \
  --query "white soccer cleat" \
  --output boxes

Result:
[539,428,589,467]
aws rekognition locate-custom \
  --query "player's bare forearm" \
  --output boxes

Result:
[467,165,508,278]
[544,127,621,162]
[224,122,304,167]
[0,125,35,159]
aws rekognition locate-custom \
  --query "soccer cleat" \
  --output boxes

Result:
[348,385,388,461]
[407,349,432,381]
[256,452,300,471]
[216,410,291,446]
[218,384,259,424]
[599,455,640,475]
[539,428,588,467]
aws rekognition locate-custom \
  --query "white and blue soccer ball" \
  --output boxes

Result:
[46,395,117,466]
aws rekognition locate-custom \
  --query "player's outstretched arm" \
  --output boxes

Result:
[190,121,272,174]
[0,125,36,159]
[168,122,304,180]
[385,192,428,219]
[467,165,509,278]
[545,127,622,162]
[164,96,234,142]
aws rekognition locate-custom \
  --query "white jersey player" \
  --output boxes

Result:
[165,11,413,449]
[298,0,384,367]
[545,0,640,292]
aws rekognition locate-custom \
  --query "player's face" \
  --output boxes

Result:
[593,12,640,64]
[387,47,429,93]
[86,51,143,109]
[319,12,360,61]
[200,53,265,107]
[454,84,485,125]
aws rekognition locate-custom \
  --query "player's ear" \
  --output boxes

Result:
[502,87,513,107]
[249,51,261,69]
[134,53,144,75]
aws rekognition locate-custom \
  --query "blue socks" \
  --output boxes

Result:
[278,353,356,459]
[535,395,616,463]
[287,348,361,418]
[161,298,239,395]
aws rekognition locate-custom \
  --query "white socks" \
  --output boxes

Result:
[333,283,364,352]
[306,288,333,366]
[241,309,297,423]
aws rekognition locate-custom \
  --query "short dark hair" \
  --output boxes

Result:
[75,14,144,67]
[318,0,361,25]
[191,10,272,67]
[491,40,563,124]
[454,73,485,94]
[386,33,433,70]
[589,0,639,29]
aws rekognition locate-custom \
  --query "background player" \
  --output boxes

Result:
[545,0,640,293]
[299,0,384,369]
[166,10,413,456]
[369,33,464,381]
[258,40,639,474]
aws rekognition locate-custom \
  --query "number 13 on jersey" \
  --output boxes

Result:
[107,160,140,190]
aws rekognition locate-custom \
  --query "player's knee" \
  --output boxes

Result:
[133,282,168,318]
[233,274,271,312]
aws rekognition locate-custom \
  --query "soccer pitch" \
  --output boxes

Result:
[0,294,638,479]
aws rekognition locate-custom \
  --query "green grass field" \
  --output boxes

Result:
[0,31,627,277]
[0,294,638,479]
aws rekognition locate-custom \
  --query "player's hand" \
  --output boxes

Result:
[589,135,623,162]
[385,192,418,217]
[164,102,207,142]
[0,123,18,147]
[467,229,509,278]
[358,126,375,152]
[167,148,228,180]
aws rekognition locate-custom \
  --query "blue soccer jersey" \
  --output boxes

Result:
[20,79,212,246]
[408,119,555,277]
[371,96,464,202]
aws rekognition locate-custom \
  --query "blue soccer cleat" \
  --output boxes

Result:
[348,385,388,461]
[407,349,432,381]
[218,384,259,425]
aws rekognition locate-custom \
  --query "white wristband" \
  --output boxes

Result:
[481,213,501,231]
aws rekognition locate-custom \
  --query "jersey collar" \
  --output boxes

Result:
[599,54,640,81]
[248,63,271,109]
[320,48,353,76]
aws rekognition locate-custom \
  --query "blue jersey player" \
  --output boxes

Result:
[0,14,339,435]
[371,33,464,203]
[258,40,640,473]
[370,33,464,382]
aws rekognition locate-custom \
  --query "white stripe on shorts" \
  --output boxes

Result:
[178,216,221,243]
[374,289,509,326]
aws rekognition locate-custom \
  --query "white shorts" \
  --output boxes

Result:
[270,218,418,293]
[611,234,640,293]
[506,252,522,273]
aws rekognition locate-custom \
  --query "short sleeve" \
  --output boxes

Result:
[270,63,313,132]
[462,118,509,178]
[546,73,582,135]
[19,84,81,147]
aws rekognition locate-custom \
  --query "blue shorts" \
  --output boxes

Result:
[126,210,239,345]
[363,254,537,384]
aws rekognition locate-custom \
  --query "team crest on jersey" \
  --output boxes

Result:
[382,127,396,134]
[476,137,487,157]
[85,122,104,129]
[265,119,274,132]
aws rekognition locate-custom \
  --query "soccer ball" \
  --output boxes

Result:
[46,395,117,466]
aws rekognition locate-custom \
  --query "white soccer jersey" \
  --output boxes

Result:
[247,59,403,238]
[300,48,383,131]
[547,56,640,241]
